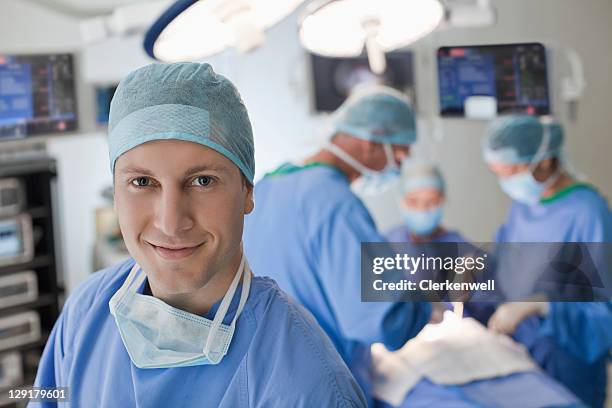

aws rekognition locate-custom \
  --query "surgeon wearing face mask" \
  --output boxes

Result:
[484,115,573,206]
[31,63,367,408]
[482,115,612,408]
[385,158,467,243]
[243,86,433,406]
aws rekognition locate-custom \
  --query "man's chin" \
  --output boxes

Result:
[147,268,210,296]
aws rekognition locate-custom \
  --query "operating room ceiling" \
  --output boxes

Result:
[26,0,156,17]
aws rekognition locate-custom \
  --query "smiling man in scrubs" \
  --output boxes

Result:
[31,63,366,407]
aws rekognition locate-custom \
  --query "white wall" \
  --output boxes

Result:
[1,0,611,290]
[45,134,112,291]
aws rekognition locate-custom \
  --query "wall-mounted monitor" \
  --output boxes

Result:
[95,85,118,125]
[0,53,77,140]
[437,43,550,117]
[310,51,415,112]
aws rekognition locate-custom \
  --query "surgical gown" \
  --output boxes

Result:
[378,373,581,408]
[496,184,611,242]
[384,226,466,243]
[243,163,431,405]
[540,301,612,364]
[495,183,612,408]
[31,259,367,407]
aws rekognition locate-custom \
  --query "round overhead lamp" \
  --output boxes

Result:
[145,0,304,62]
[299,0,444,74]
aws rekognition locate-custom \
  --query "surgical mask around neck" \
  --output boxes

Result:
[325,142,400,196]
[498,121,562,205]
[399,205,443,236]
[109,253,251,369]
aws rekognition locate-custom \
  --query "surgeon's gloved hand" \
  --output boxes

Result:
[429,302,447,324]
[450,269,476,302]
[487,301,550,335]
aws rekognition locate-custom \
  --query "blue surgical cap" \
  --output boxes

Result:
[483,115,564,165]
[108,62,255,183]
[332,86,416,145]
[400,158,444,195]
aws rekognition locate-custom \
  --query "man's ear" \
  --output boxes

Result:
[243,180,255,214]
[535,158,555,174]
[353,138,372,159]
[541,158,554,170]
[364,140,385,160]
[533,158,557,182]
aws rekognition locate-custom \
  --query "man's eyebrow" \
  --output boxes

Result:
[184,165,231,176]
[117,166,154,176]
[116,164,231,177]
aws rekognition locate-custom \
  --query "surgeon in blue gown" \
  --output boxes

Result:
[31,63,366,407]
[385,158,467,243]
[243,87,432,406]
[378,159,581,408]
[481,115,612,407]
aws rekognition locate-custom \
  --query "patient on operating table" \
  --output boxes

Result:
[371,310,581,408]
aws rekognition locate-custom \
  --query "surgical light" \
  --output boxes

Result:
[299,0,444,74]
[144,0,304,62]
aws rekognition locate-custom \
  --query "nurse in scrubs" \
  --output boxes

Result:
[31,63,366,407]
[385,158,467,243]
[482,114,612,407]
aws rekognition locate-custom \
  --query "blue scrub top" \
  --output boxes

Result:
[31,259,367,407]
[495,183,612,408]
[243,163,431,405]
[496,183,611,243]
[384,225,467,243]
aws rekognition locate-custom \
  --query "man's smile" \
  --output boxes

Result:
[147,241,205,260]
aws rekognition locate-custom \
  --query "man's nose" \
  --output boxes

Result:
[153,188,195,237]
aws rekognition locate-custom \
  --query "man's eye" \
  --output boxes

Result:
[132,177,150,187]
[192,176,213,187]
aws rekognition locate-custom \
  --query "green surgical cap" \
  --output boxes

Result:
[108,62,255,183]
[483,115,563,165]
[400,158,445,194]
[333,86,417,145]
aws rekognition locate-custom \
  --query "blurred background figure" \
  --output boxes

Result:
[482,115,612,408]
[244,87,433,407]
[385,158,467,243]
[483,115,610,243]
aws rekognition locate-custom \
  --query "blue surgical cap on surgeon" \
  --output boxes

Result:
[400,158,444,195]
[108,62,255,183]
[482,115,564,165]
[332,86,416,145]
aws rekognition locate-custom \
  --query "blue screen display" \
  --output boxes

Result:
[0,219,21,258]
[437,43,550,116]
[0,54,77,140]
[95,85,117,125]
[0,63,34,127]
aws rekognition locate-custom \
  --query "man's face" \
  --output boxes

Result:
[488,159,555,183]
[487,161,530,178]
[401,188,444,211]
[114,140,253,296]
